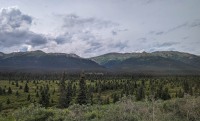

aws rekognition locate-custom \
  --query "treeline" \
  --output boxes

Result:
[0,72,200,110]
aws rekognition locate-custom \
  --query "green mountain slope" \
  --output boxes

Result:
[90,51,200,74]
[0,51,104,72]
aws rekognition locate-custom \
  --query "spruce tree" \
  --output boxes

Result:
[39,88,50,107]
[6,98,10,104]
[36,91,39,97]
[136,85,145,101]
[16,90,19,97]
[113,93,119,103]
[7,87,12,94]
[161,87,171,100]
[189,86,193,96]
[24,83,29,93]
[27,94,31,101]
[66,81,72,107]
[0,102,2,112]
[77,72,87,105]
[58,72,68,108]
[16,81,19,87]
[0,87,3,95]
[183,80,189,93]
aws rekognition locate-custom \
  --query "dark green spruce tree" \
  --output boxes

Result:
[39,87,50,107]
[58,72,71,108]
[136,85,145,101]
[24,83,29,93]
[77,72,87,105]
[7,87,12,94]
[66,81,73,107]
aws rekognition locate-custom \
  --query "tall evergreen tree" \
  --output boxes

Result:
[16,90,19,97]
[113,93,119,103]
[7,87,12,94]
[27,94,31,101]
[58,72,68,108]
[0,102,2,112]
[6,98,10,104]
[39,88,50,107]
[136,85,145,101]
[161,87,171,100]
[24,83,29,93]
[66,81,72,107]
[16,81,19,87]
[0,87,3,95]
[183,80,189,93]
[77,72,87,105]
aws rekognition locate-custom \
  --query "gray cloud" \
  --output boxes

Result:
[61,14,119,30]
[112,31,117,35]
[0,31,48,47]
[154,42,179,48]
[48,13,127,57]
[0,7,48,51]
[0,6,32,32]
[137,38,147,42]
[150,20,200,36]
[167,23,188,33]
[155,31,164,35]
[1,0,200,57]
[189,19,200,28]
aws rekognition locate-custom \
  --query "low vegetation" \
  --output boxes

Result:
[0,96,199,121]
[0,72,200,120]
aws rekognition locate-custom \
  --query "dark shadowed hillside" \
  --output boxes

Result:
[90,51,200,74]
[0,50,200,74]
[0,50,104,72]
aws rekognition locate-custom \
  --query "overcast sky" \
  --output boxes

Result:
[0,0,200,57]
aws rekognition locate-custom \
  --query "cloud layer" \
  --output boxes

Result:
[0,7,49,52]
[0,0,200,57]
[0,7,127,57]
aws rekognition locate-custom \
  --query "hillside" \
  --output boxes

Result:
[0,50,200,74]
[0,50,104,72]
[90,51,200,74]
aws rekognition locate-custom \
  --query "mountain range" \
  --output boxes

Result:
[0,50,200,74]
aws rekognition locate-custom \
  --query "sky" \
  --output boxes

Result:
[0,0,200,57]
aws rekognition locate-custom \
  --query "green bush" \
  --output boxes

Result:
[3,97,199,121]
[13,104,53,121]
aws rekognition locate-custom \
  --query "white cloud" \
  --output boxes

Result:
[0,0,200,56]
[0,7,50,52]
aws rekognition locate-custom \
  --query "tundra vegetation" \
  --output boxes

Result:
[0,72,199,121]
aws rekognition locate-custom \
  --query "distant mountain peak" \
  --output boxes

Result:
[1,50,80,58]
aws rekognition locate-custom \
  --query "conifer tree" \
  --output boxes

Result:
[113,93,119,103]
[0,102,2,112]
[0,87,3,95]
[16,81,19,87]
[183,80,189,93]
[77,72,87,105]
[66,81,72,107]
[27,94,31,101]
[39,88,50,107]
[161,87,171,100]
[24,83,29,93]
[58,72,68,108]
[7,87,12,94]
[36,91,39,97]
[16,90,19,97]
[136,85,145,101]
[6,98,10,104]
[189,86,193,96]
